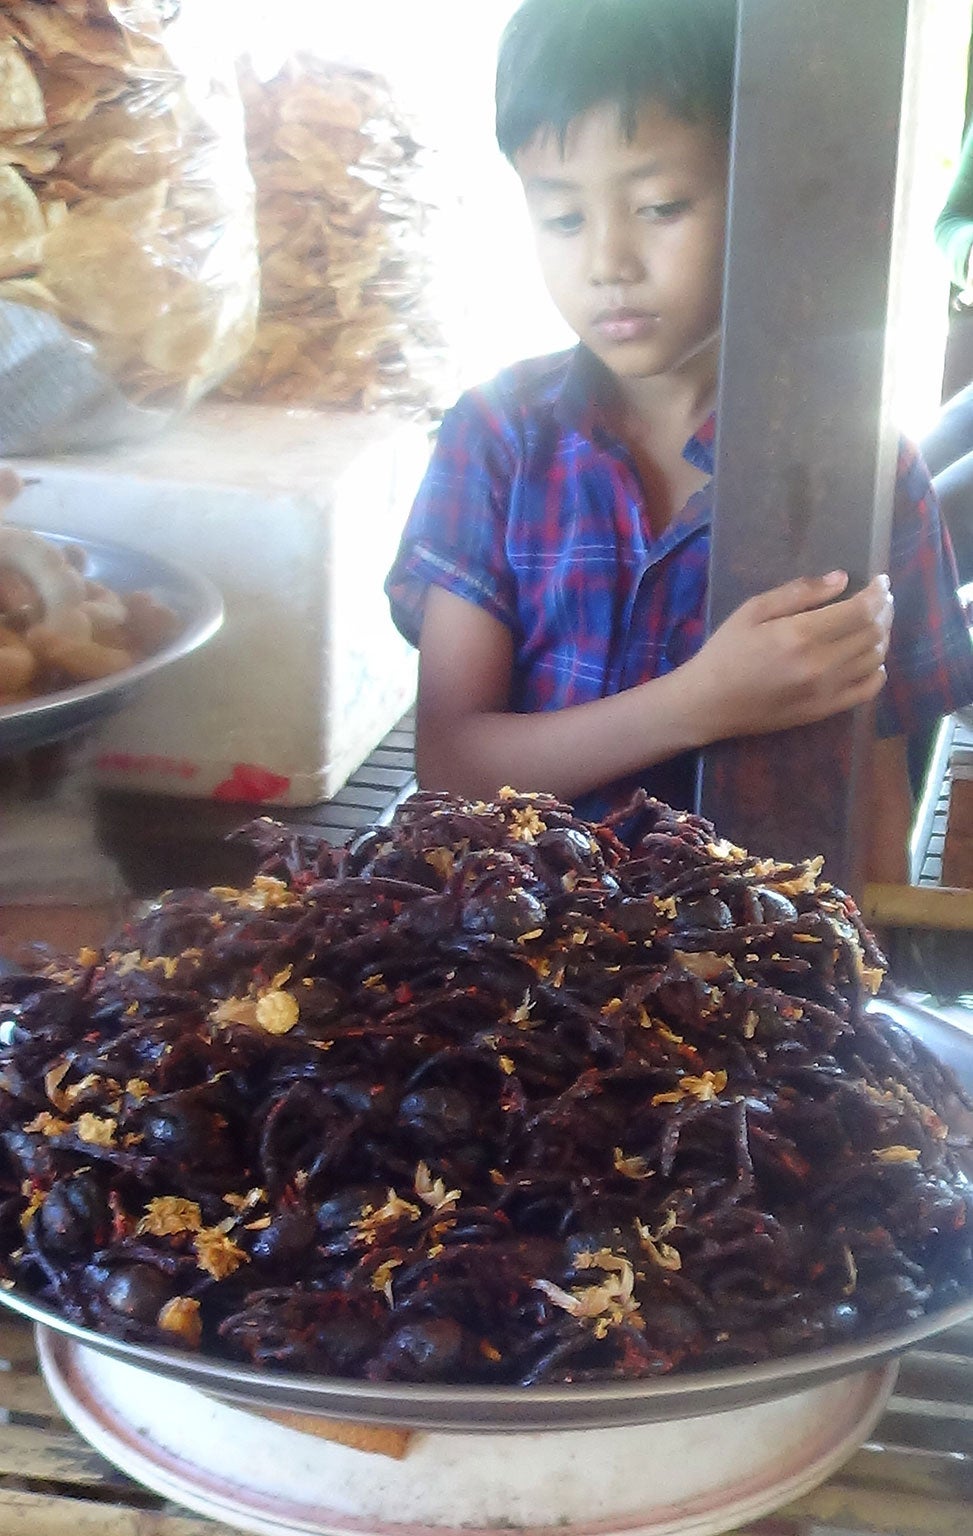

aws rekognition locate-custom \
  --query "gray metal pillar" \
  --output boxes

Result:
[699,0,918,890]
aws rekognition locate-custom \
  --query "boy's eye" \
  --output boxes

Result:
[638,199,691,222]
[539,211,583,235]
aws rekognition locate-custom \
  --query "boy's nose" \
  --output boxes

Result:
[588,219,644,287]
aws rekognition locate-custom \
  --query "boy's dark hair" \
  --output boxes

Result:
[496,0,738,160]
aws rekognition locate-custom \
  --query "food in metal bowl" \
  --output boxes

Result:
[0,468,179,704]
[0,789,970,1385]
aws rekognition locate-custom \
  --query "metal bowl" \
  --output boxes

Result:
[0,997,971,1431]
[0,530,223,755]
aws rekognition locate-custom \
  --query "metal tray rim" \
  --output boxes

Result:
[4,1266,973,1431]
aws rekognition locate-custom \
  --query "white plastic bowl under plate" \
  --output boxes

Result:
[37,1326,897,1536]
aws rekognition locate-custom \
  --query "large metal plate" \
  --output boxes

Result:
[0,531,223,754]
[0,999,970,1430]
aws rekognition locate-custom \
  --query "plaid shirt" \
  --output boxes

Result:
[387,347,973,819]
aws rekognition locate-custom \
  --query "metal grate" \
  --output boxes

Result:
[913,715,973,889]
[286,712,418,843]
[0,1315,969,1534]
[766,1320,973,1535]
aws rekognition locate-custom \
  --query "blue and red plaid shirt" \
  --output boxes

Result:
[386,346,973,819]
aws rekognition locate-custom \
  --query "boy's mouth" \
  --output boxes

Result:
[591,308,659,344]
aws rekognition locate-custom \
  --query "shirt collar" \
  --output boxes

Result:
[553,345,718,473]
[684,411,716,474]
[551,344,619,437]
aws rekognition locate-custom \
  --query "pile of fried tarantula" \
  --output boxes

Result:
[0,788,970,1386]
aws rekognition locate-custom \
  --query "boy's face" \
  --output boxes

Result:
[515,101,727,389]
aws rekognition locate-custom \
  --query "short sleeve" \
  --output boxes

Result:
[878,440,973,737]
[385,388,520,647]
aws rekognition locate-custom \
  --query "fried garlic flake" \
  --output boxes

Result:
[223,1188,267,1213]
[24,1111,69,1137]
[674,951,733,983]
[210,997,260,1028]
[371,1257,403,1305]
[76,1113,116,1146]
[255,990,300,1035]
[655,1021,684,1044]
[705,838,748,863]
[636,1213,682,1272]
[240,875,300,910]
[194,1228,248,1280]
[652,1070,727,1106]
[535,1249,642,1337]
[43,1061,70,1110]
[684,1071,727,1101]
[146,956,180,980]
[613,1147,653,1181]
[756,856,824,895]
[509,990,533,1024]
[874,1146,921,1164]
[415,1161,460,1212]
[19,1187,46,1231]
[60,1073,119,1111]
[113,950,144,977]
[857,957,885,997]
[356,1191,422,1244]
[424,846,455,880]
[139,1197,203,1237]
[157,1296,202,1348]
[508,805,547,843]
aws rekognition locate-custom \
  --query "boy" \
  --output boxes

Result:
[386,0,973,881]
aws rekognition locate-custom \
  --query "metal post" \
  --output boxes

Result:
[699,0,920,891]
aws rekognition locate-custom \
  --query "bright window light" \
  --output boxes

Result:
[224,1,963,426]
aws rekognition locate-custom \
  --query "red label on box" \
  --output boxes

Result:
[96,751,199,781]
[212,764,293,803]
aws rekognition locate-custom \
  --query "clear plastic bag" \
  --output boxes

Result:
[219,50,452,416]
[0,0,259,453]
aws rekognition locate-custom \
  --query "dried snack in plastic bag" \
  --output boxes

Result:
[220,53,451,416]
[0,0,258,453]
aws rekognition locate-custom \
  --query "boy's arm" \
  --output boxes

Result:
[417,572,892,802]
[417,587,703,798]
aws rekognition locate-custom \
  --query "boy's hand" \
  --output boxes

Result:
[685,571,893,740]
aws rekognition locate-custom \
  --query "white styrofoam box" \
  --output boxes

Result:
[11,403,430,804]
